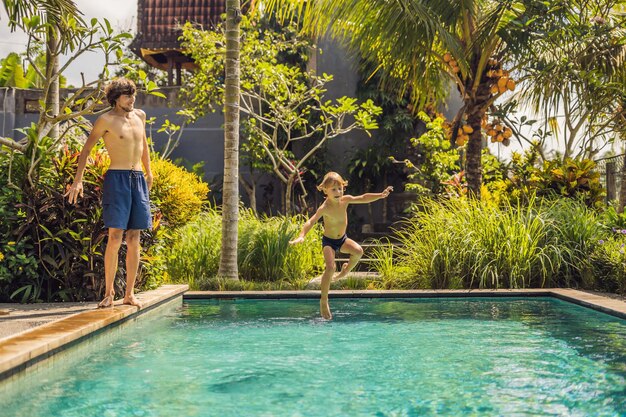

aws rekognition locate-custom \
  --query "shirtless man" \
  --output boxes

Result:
[66,78,152,309]
[289,172,393,319]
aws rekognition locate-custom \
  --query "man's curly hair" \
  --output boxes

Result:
[104,78,136,107]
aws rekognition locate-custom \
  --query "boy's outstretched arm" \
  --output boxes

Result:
[289,208,323,245]
[345,186,394,204]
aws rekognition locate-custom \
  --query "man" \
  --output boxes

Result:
[66,78,153,309]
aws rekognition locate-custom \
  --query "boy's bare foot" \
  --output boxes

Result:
[320,298,332,320]
[334,263,349,281]
[97,294,114,309]
[123,295,143,309]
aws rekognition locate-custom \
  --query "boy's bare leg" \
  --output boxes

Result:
[123,229,142,308]
[99,228,124,308]
[335,239,363,280]
[320,246,335,319]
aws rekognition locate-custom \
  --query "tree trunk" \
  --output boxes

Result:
[285,175,295,215]
[218,0,242,280]
[464,103,484,199]
[46,25,59,142]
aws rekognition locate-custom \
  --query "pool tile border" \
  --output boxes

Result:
[185,288,626,319]
[0,284,187,382]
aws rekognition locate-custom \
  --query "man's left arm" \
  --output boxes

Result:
[138,110,153,190]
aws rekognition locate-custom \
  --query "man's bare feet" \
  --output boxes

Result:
[320,298,332,320]
[123,295,142,309]
[333,263,349,281]
[97,293,114,309]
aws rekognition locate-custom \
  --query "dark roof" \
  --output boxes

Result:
[132,0,226,50]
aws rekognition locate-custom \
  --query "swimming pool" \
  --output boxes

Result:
[1,297,625,416]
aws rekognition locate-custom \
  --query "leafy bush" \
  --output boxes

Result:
[166,210,323,286]
[589,237,626,294]
[383,197,601,290]
[150,158,209,229]
[0,143,206,302]
[504,150,605,207]
[239,211,323,282]
[166,209,222,288]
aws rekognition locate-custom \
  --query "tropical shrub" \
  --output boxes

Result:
[381,197,605,290]
[166,210,323,287]
[504,150,605,207]
[150,158,209,229]
[166,209,222,289]
[0,142,206,302]
[239,211,323,282]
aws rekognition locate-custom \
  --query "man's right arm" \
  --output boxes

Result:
[65,117,107,204]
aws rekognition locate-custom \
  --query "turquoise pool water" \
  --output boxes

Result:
[1,297,625,416]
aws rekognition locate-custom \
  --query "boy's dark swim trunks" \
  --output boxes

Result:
[322,234,347,251]
[102,169,152,230]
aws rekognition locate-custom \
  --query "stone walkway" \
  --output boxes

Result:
[0,302,99,341]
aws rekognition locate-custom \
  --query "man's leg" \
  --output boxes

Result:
[123,229,142,308]
[335,238,363,280]
[320,246,336,320]
[100,228,124,307]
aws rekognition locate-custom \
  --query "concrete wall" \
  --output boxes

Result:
[0,39,374,215]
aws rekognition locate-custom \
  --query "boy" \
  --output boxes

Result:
[289,172,393,319]
[65,78,152,309]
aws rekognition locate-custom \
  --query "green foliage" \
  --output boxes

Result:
[381,197,605,290]
[402,112,460,197]
[166,209,222,289]
[2,145,112,302]
[150,158,209,229]
[0,139,205,301]
[0,51,64,88]
[504,149,605,207]
[589,237,626,294]
[166,210,323,286]
[238,211,323,281]
[180,15,382,213]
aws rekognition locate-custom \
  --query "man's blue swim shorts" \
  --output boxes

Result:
[322,234,347,252]
[102,169,152,230]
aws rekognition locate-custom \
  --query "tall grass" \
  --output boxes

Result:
[239,211,323,281]
[166,209,323,288]
[166,208,222,289]
[385,197,599,290]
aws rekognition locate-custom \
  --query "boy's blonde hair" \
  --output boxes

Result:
[317,172,348,191]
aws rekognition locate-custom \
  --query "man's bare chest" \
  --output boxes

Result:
[104,118,143,141]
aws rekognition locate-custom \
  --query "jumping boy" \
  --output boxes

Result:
[65,78,152,309]
[289,172,393,319]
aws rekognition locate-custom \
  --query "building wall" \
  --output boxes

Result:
[0,39,374,216]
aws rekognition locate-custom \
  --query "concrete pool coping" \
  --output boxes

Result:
[0,284,188,382]
[0,287,623,382]
[185,288,626,320]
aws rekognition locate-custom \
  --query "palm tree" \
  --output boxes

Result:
[516,1,626,161]
[217,0,242,280]
[260,0,549,197]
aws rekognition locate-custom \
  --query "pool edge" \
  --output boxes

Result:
[0,284,188,382]
[185,288,626,319]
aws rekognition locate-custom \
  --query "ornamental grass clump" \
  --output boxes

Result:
[239,211,323,282]
[388,197,569,289]
[167,210,323,287]
[166,209,222,288]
